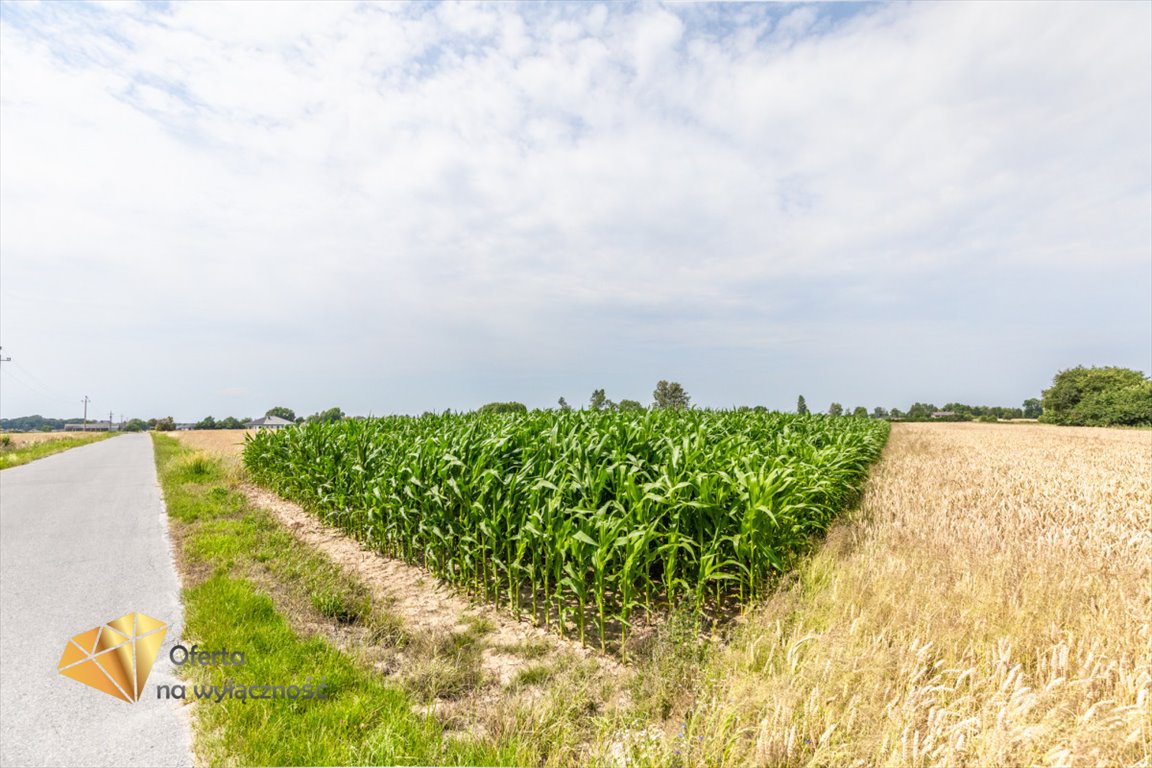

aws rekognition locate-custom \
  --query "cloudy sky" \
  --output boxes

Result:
[1,1,1149,421]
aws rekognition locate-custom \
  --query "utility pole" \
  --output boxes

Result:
[109,410,113,432]
[0,349,9,423]
[81,396,91,430]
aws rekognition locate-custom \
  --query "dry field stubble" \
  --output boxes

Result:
[682,423,1151,768]
[2,431,100,445]
[165,429,250,466]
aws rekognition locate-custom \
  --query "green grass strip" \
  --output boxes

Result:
[0,432,114,470]
[153,434,521,767]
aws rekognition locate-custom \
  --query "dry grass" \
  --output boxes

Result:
[1,431,100,446]
[0,431,116,469]
[166,429,250,468]
[667,423,1151,768]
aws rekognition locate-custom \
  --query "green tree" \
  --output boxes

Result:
[153,417,176,431]
[589,389,609,411]
[195,415,217,430]
[219,416,246,429]
[618,399,643,411]
[1022,398,1042,419]
[906,402,937,420]
[942,403,975,420]
[307,407,346,424]
[0,415,68,431]
[852,406,868,418]
[653,381,690,410]
[122,418,148,432]
[828,402,844,417]
[872,407,889,419]
[796,395,808,416]
[557,397,572,412]
[265,406,296,422]
[1040,366,1151,426]
[478,402,528,415]
[1068,381,1152,426]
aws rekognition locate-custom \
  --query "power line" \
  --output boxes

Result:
[2,363,63,400]
[0,350,17,422]
[11,360,71,399]
[0,368,75,420]
[0,366,55,401]
[0,349,74,412]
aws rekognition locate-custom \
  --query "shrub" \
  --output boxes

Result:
[1041,366,1152,426]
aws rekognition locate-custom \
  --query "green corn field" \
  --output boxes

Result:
[243,410,889,649]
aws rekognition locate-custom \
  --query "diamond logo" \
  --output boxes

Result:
[57,613,167,703]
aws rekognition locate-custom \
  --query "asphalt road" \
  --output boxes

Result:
[0,434,193,768]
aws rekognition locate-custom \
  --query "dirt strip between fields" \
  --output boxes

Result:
[241,484,623,687]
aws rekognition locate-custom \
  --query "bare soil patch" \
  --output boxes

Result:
[242,483,623,688]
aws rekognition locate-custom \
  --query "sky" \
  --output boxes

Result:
[0,0,1149,422]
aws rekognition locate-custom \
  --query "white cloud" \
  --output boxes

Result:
[0,1,1148,418]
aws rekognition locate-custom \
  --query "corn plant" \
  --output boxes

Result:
[244,409,889,649]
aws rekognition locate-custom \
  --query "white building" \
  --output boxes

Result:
[244,415,295,430]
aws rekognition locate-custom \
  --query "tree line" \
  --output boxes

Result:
[796,366,1149,426]
[179,407,347,429]
[0,406,348,432]
[481,380,691,415]
[4,367,1146,432]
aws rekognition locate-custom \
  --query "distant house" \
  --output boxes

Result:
[245,415,294,430]
[930,411,958,419]
[175,423,197,431]
[63,421,115,432]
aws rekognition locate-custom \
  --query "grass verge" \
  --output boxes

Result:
[153,434,521,767]
[0,432,114,469]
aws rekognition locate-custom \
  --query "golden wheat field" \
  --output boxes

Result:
[677,423,1152,768]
